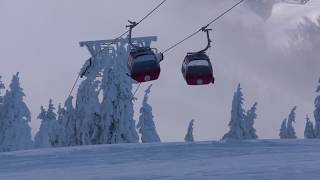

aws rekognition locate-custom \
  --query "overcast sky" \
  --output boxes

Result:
[0,0,320,141]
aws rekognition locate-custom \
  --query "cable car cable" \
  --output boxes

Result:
[162,0,245,54]
[67,0,167,97]
[68,74,81,97]
[83,0,167,71]
[136,0,167,25]
[129,0,244,91]
[92,0,167,60]
[201,0,245,30]
[133,83,142,98]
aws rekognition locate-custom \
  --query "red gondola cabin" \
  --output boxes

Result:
[182,52,214,85]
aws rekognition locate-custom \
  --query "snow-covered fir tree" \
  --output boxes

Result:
[100,41,138,144]
[304,115,315,139]
[58,96,77,146]
[46,100,64,147]
[137,84,160,143]
[287,106,297,139]
[0,76,5,103]
[222,84,246,140]
[184,119,195,143]
[243,102,258,139]
[75,77,101,145]
[314,78,320,138]
[279,119,287,139]
[279,107,297,139]
[0,76,5,138]
[71,38,162,145]
[0,73,33,152]
[0,76,5,151]
[34,99,64,148]
[34,106,50,148]
[56,104,67,146]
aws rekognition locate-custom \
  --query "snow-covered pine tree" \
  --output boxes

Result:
[34,99,64,148]
[100,42,138,144]
[304,115,315,139]
[137,85,160,143]
[279,119,287,139]
[0,73,33,152]
[75,77,102,145]
[222,84,246,140]
[317,77,320,94]
[314,78,320,138]
[0,76,5,103]
[76,41,113,146]
[287,106,297,139]
[184,119,195,143]
[46,100,64,147]
[243,102,258,139]
[34,106,50,148]
[56,103,67,146]
[0,76,5,140]
[58,96,78,146]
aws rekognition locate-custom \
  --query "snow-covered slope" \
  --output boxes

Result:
[1,140,320,180]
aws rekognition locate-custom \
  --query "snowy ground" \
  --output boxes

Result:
[1,140,320,180]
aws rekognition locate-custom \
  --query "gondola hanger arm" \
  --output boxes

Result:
[162,0,245,55]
